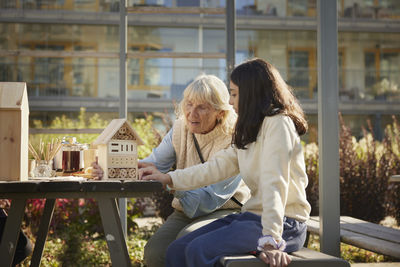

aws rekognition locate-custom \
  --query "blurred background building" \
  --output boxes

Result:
[0,0,399,142]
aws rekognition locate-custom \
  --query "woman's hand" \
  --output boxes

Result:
[91,157,103,180]
[138,166,173,189]
[258,245,291,267]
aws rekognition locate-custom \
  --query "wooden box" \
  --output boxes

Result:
[0,82,29,181]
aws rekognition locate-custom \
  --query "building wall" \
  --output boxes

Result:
[0,0,399,140]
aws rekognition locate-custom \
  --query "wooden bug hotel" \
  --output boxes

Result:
[93,119,144,180]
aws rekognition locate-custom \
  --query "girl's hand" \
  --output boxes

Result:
[91,157,103,180]
[258,245,291,267]
[138,166,173,189]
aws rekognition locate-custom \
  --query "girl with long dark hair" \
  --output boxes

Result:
[139,58,311,267]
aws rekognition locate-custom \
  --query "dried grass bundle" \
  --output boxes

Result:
[29,138,62,162]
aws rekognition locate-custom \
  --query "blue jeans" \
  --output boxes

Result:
[165,211,307,267]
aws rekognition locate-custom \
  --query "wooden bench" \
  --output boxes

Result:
[220,247,350,267]
[390,175,400,183]
[306,216,400,259]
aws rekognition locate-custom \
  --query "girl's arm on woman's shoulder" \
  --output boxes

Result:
[140,128,176,173]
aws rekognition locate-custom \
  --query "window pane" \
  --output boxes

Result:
[287,0,316,17]
[288,50,310,98]
[365,52,377,92]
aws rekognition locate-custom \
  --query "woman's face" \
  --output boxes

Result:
[229,81,239,114]
[184,100,223,134]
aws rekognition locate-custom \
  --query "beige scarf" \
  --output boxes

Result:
[171,118,249,212]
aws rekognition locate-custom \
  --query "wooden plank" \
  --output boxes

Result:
[0,82,26,108]
[220,248,350,267]
[29,128,103,134]
[339,216,400,245]
[30,199,56,267]
[122,180,163,193]
[0,82,29,182]
[308,216,400,245]
[38,180,83,192]
[306,217,320,234]
[127,51,225,59]
[0,112,23,181]
[0,181,162,197]
[0,198,27,267]
[306,216,400,258]
[390,175,400,182]
[340,228,400,258]
[0,181,39,192]
[82,180,123,192]
[0,50,225,59]
[0,50,118,58]
[97,197,131,267]
[292,247,345,260]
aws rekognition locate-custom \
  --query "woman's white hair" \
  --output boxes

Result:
[177,74,237,135]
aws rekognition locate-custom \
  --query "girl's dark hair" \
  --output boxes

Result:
[230,58,308,149]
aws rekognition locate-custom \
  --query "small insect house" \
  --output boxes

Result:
[93,119,144,180]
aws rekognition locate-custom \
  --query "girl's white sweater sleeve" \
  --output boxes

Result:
[258,117,294,240]
[169,146,239,191]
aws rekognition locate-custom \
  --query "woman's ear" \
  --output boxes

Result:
[217,110,225,123]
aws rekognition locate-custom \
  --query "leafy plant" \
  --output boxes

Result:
[304,115,400,223]
[20,224,160,267]
[304,142,319,216]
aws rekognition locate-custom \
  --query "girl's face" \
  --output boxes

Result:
[183,99,223,134]
[229,81,239,114]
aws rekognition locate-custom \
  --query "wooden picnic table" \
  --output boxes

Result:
[306,216,400,259]
[0,179,163,267]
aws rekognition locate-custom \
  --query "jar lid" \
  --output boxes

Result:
[62,136,86,150]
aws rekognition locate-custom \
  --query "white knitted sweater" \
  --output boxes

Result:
[169,115,311,242]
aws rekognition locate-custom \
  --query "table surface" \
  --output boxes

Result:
[0,179,163,198]
[0,179,163,267]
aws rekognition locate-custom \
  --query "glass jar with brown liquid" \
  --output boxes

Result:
[61,137,85,173]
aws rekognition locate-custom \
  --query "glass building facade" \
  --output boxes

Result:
[0,0,399,141]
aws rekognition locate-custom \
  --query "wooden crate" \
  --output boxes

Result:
[0,82,29,181]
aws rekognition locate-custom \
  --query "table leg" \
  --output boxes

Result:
[97,197,131,267]
[0,198,27,267]
[30,198,56,267]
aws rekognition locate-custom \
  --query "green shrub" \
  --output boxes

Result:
[20,225,159,267]
[304,142,319,216]
[383,116,400,223]
[304,115,400,223]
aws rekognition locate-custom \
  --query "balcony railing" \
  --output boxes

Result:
[1,60,399,102]
[1,0,399,20]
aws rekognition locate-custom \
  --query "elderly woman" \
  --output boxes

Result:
[139,74,250,267]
